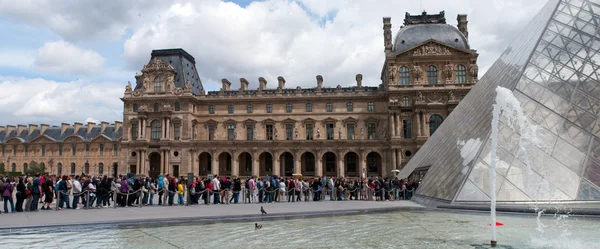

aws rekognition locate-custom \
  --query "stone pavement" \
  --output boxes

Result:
[0,200,424,230]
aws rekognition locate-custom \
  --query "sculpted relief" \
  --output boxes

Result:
[413,43,452,56]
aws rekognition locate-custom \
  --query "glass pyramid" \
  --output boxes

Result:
[399,0,600,203]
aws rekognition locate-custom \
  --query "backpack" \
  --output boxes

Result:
[55,180,61,191]
[258,181,264,190]
[190,184,196,195]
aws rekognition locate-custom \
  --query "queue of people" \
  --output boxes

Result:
[0,172,419,213]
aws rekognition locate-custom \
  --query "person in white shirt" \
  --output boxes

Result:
[278,180,286,202]
[71,175,82,209]
[212,176,221,204]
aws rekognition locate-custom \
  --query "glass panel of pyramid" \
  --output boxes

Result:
[400,0,600,203]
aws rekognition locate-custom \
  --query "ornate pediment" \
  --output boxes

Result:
[363,117,380,126]
[260,118,276,125]
[320,117,337,124]
[142,57,176,74]
[30,135,53,144]
[302,118,317,126]
[398,40,471,57]
[282,118,297,124]
[243,119,257,125]
[342,117,359,125]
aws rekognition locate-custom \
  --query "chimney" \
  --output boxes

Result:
[100,121,109,134]
[356,74,363,88]
[40,124,50,134]
[73,122,83,134]
[61,123,70,135]
[239,78,249,91]
[258,77,267,90]
[221,78,231,91]
[457,14,468,39]
[28,124,38,136]
[277,76,286,89]
[114,121,123,132]
[17,125,26,135]
[0,126,4,133]
[383,17,392,53]
[316,75,323,89]
[6,125,16,135]
[87,122,96,133]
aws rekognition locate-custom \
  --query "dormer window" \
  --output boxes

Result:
[154,76,162,92]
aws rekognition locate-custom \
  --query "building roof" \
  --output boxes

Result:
[392,11,469,53]
[0,124,123,144]
[134,48,204,95]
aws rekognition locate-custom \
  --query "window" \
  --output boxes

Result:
[1,146,4,156]
[23,163,28,173]
[133,104,138,112]
[41,145,46,156]
[98,163,104,175]
[228,104,234,114]
[13,145,16,156]
[227,124,235,140]
[285,124,293,140]
[154,76,162,92]
[306,103,312,112]
[265,124,274,140]
[99,144,104,156]
[209,105,215,114]
[368,102,375,112]
[113,144,118,156]
[153,103,159,112]
[286,103,292,113]
[84,163,89,174]
[427,65,438,85]
[175,102,181,111]
[403,96,410,106]
[247,104,253,114]
[72,144,76,156]
[399,66,410,85]
[174,123,181,140]
[70,163,76,174]
[403,120,412,139]
[85,144,90,156]
[326,124,334,140]
[367,123,376,140]
[347,102,353,112]
[24,145,29,156]
[246,125,254,140]
[57,163,62,176]
[326,103,333,112]
[131,122,138,140]
[456,64,467,84]
[208,125,216,140]
[266,104,272,113]
[151,120,162,140]
[346,123,355,140]
[305,124,313,140]
[59,144,63,156]
[429,114,444,136]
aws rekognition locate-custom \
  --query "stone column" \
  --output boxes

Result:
[232,155,239,177]
[138,121,143,139]
[160,150,165,175]
[166,118,171,139]
[388,114,395,137]
[416,113,422,137]
[421,112,427,137]
[395,113,401,138]
[425,114,430,137]
[211,154,219,176]
[252,155,260,177]
[189,149,194,175]
[391,149,397,172]
[315,152,322,177]
[273,154,280,176]
[294,153,301,175]
[165,149,170,175]
[338,156,344,178]
[359,153,366,179]
[137,149,142,174]
[396,149,402,170]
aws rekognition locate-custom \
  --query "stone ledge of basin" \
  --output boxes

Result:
[436,204,600,216]
[0,206,424,231]
[410,194,452,208]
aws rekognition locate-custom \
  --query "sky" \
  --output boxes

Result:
[0,0,548,126]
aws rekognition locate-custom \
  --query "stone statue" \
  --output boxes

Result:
[192,125,197,139]
[449,91,456,101]
[143,77,150,90]
[295,128,299,139]
[253,130,257,140]
[125,81,132,92]
[417,91,425,101]
[360,128,364,139]
[233,129,237,140]
[212,130,217,140]
[166,77,174,91]
[185,80,192,90]
[469,63,479,78]
[382,128,387,138]
[316,128,320,139]
[388,65,398,84]
[274,128,278,139]
[444,63,453,79]
[412,65,423,81]
[338,128,342,139]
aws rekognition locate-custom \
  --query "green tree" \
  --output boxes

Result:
[24,161,45,175]
[0,162,5,175]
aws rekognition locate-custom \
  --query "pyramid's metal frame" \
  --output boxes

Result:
[399,0,600,204]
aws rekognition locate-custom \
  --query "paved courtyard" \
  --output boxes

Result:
[0,200,423,229]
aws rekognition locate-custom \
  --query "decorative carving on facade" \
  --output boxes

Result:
[142,57,176,73]
[416,91,425,101]
[162,104,172,112]
[143,77,150,90]
[138,104,148,112]
[173,87,183,96]
[316,128,320,139]
[412,65,423,84]
[125,81,132,93]
[427,92,444,103]
[413,43,452,56]
[469,63,479,80]
[166,77,174,91]
[389,98,399,106]
[360,128,364,140]
[382,128,387,138]
[388,65,398,84]
[444,63,453,79]
[448,91,457,101]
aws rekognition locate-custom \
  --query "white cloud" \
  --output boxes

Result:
[0,76,123,126]
[34,41,106,75]
[0,48,35,69]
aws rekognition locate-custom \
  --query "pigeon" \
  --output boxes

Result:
[255,223,262,229]
[261,206,267,215]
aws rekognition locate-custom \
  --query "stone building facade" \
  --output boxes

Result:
[0,11,478,179]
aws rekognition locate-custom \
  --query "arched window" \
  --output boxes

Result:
[151,120,162,140]
[402,96,409,106]
[98,163,104,175]
[429,114,444,135]
[427,65,438,85]
[153,103,159,112]
[399,66,410,85]
[70,163,76,174]
[456,64,467,84]
[84,162,90,174]
[154,76,162,92]
[57,163,63,176]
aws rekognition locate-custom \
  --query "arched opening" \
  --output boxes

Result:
[366,152,382,177]
[218,152,232,176]
[11,163,16,172]
[344,152,359,177]
[238,152,252,177]
[23,163,28,173]
[149,152,161,179]
[322,152,337,177]
[98,162,104,175]
[57,163,63,176]
[70,163,76,175]
[40,162,45,174]
[280,152,294,177]
[301,152,316,176]
[259,152,273,176]
[198,152,212,176]
[112,162,118,177]
[429,114,444,136]
[84,162,90,174]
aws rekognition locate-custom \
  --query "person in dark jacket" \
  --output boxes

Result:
[15,177,26,212]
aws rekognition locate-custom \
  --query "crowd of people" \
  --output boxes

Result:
[0,172,420,213]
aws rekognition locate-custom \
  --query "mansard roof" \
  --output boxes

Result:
[0,123,123,144]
